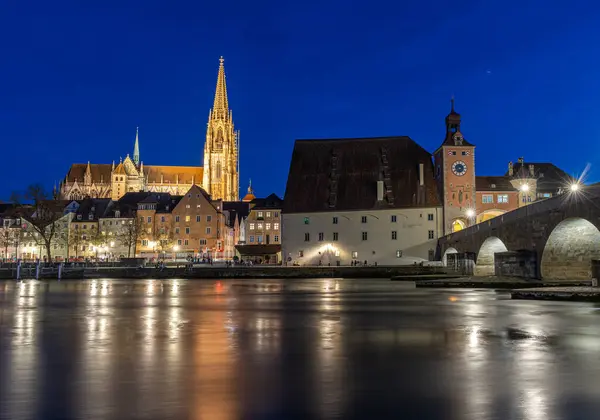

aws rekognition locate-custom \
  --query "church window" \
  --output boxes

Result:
[274,223,279,230]
[206,227,211,234]
[216,162,222,180]
[196,215,201,222]
[482,194,493,204]
[185,215,190,222]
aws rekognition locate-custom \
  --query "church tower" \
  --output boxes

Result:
[433,99,476,235]
[202,57,239,201]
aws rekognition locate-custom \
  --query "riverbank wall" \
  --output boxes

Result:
[0,264,452,280]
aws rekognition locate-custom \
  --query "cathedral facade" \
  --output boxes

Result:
[60,57,239,202]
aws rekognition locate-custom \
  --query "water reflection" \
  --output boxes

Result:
[2,279,600,419]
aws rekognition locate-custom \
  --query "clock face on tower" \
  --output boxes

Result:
[452,160,467,176]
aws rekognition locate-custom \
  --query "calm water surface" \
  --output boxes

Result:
[1,279,600,419]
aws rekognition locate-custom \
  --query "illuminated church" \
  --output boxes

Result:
[60,57,240,202]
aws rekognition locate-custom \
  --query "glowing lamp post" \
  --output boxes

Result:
[570,183,579,192]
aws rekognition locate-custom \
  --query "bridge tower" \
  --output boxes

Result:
[433,98,476,235]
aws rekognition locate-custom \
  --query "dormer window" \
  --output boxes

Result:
[77,214,82,220]
[115,210,120,218]
[88,214,93,220]
[491,184,496,189]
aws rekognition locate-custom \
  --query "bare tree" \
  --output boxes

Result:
[88,225,105,259]
[12,184,65,262]
[117,216,143,258]
[69,228,84,260]
[154,225,175,259]
[0,227,13,260]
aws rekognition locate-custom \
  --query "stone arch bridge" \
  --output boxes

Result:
[438,184,600,280]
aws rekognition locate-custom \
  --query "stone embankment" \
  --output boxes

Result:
[0,264,451,280]
[511,287,600,302]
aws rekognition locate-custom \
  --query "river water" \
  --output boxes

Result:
[1,279,600,419]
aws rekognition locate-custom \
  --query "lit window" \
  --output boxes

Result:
[257,223,263,229]
[391,231,397,240]
[428,230,435,239]
[298,250,304,257]
[318,232,324,241]
[266,223,271,230]
[482,194,493,204]
[185,215,190,222]
[362,232,367,241]
[186,204,190,209]
[334,250,340,257]
[266,212,271,217]
[396,250,402,258]
[274,223,279,230]
[258,211,263,218]
[250,223,255,230]
[333,232,338,241]
[304,233,310,241]
[352,251,358,259]
[391,215,397,223]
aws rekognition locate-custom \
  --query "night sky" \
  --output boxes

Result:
[1,1,599,200]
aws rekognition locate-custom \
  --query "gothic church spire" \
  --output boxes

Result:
[211,56,229,120]
[133,126,140,166]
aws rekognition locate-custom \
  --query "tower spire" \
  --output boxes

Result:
[450,95,455,113]
[211,56,229,119]
[133,126,140,166]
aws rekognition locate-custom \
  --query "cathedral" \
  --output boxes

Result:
[60,57,240,202]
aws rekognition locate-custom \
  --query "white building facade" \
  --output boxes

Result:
[282,136,444,266]
[282,207,443,266]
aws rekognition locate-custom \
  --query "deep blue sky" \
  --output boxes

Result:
[1,1,599,200]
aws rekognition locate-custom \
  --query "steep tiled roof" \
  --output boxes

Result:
[73,198,113,222]
[250,193,283,210]
[283,136,441,214]
[144,166,203,184]
[476,176,517,192]
[66,164,112,183]
[508,162,575,193]
[103,192,152,218]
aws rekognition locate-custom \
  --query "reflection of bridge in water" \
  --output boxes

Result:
[439,183,600,280]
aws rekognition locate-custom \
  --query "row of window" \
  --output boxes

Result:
[304,230,436,241]
[248,235,280,243]
[144,215,213,223]
[482,194,509,204]
[254,211,279,219]
[249,222,279,230]
[305,214,435,225]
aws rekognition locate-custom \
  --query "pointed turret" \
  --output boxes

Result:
[112,160,115,171]
[242,179,256,202]
[211,56,229,120]
[84,161,92,185]
[133,126,140,166]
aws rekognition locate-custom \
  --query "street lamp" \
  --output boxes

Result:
[465,209,475,218]
[570,183,580,192]
[520,184,529,192]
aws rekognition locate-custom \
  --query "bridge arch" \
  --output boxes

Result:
[442,247,458,267]
[474,236,508,276]
[452,218,467,233]
[476,209,507,224]
[541,217,600,280]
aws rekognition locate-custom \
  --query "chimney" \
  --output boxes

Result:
[419,163,424,186]
[529,164,535,177]
[508,161,513,176]
[518,157,524,164]
[376,181,384,201]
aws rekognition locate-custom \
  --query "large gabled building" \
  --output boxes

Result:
[282,136,443,266]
